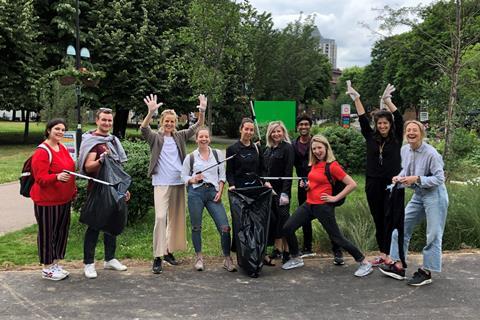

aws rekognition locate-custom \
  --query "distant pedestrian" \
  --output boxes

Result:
[30,118,76,281]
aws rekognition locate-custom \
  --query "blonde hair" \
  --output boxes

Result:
[404,120,426,140]
[195,126,211,138]
[265,121,291,147]
[309,134,336,165]
[158,109,178,133]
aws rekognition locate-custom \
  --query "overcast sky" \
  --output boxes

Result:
[248,0,437,69]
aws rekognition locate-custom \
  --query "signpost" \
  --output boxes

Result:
[341,104,351,129]
[62,131,77,161]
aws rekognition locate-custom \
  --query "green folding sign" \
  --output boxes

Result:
[253,101,297,131]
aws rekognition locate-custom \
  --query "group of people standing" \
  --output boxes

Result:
[29,81,448,287]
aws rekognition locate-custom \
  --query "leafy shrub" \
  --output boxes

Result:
[318,126,366,174]
[451,128,478,157]
[72,139,153,224]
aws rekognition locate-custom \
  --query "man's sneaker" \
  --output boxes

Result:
[369,256,386,267]
[152,257,162,274]
[407,268,432,286]
[281,257,304,270]
[163,252,178,266]
[194,257,204,271]
[354,262,373,277]
[84,263,97,279]
[300,250,316,258]
[104,258,127,271]
[379,263,406,280]
[42,266,67,281]
[333,252,345,265]
[53,264,70,277]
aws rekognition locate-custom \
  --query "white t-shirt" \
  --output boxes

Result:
[152,136,184,186]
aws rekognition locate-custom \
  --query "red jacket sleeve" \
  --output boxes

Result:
[32,148,56,187]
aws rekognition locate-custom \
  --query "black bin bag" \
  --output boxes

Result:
[80,155,131,236]
[228,186,272,278]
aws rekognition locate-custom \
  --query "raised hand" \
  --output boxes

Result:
[346,80,360,101]
[381,83,396,104]
[143,94,164,114]
[197,94,207,112]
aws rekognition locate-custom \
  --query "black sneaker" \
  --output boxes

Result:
[163,252,178,266]
[407,268,432,286]
[333,252,345,265]
[379,263,406,280]
[152,257,162,274]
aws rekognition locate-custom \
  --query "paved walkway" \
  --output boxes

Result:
[0,182,35,236]
[1,253,479,319]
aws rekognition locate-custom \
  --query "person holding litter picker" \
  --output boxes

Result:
[141,94,206,274]
[345,81,404,267]
[78,108,130,279]
[262,121,294,266]
[281,134,373,277]
[30,118,76,281]
[181,126,237,272]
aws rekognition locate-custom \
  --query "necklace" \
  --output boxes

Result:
[378,141,386,166]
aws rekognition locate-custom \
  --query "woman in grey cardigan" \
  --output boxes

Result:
[141,94,206,274]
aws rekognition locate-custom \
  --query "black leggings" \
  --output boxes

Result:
[283,203,364,262]
[365,177,391,253]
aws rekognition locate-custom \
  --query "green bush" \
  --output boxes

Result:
[72,139,153,224]
[318,126,366,174]
[451,128,478,157]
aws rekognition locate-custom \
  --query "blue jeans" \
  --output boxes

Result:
[187,184,231,256]
[390,184,449,272]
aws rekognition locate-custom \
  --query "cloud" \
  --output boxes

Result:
[249,0,436,69]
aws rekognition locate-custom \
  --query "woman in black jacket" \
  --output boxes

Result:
[345,81,404,266]
[263,121,294,265]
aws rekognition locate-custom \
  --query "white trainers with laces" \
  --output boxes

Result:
[194,257,204,271]
[42,265,67,281]
[354,262,373,277]
[84,263,98,279]
[104,258,127,271]
[53,264,70,276]
[281,257,304,270]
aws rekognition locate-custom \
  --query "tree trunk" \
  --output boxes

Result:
[23,110,30,142]
[443,0,462,178]
[113,109,129,139]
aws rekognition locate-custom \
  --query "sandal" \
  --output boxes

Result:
[263,256,276,267]
[223,257,237,272]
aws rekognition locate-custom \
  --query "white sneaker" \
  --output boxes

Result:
[281,257,304,270]
[354,262,373,277]
[42,266,67,281]
[84,263,97,279]
[194,257,204,271]
[104,258,127,271]
[53,264,70,277]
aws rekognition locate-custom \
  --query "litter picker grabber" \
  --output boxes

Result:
[63,169,114,186]
[194,153,236,183]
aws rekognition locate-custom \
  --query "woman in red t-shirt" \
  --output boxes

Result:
[281,134,373,277]
[30,119,76,281]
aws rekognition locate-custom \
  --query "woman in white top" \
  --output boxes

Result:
[181,127,236,272]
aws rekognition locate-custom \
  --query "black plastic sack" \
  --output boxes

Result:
[384,183,407,268]
[228,186,272,278]
[80,155,131,236]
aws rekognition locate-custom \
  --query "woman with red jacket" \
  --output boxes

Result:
[30,118,76,281]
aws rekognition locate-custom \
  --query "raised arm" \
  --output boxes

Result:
[346,80,366,116]
[141,94,164,129]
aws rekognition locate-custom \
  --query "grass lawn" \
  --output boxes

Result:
[0,145,37,184]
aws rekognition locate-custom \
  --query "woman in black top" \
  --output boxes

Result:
[226,118,265,189]
[346,81,404,266]
[263,121,294,265]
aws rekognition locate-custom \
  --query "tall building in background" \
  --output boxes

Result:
[311,26,337,69]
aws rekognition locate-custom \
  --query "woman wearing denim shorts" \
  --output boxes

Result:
[181,127,237,272]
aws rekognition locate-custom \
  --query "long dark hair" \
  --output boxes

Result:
[44,118,67,138]
[372,110,396,143]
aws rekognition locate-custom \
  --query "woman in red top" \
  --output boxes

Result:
[281,134,373,277]
[30,118,76,281]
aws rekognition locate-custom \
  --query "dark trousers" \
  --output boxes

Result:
[283,203,364,262]
[83,227,116,264]
[365,177,391,253]
[267,194,291,246]
[34,203,71,265]
[297,186,341,254]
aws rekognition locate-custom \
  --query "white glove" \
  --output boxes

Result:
[381,83,396,104]
[279,193,289,206]
[197,94,207,113]
[380,98,386,110]
[346,80,360,101]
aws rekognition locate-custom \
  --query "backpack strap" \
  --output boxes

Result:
[325,161,335,187]
[37,144,52,164]
[212,149,220,175]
